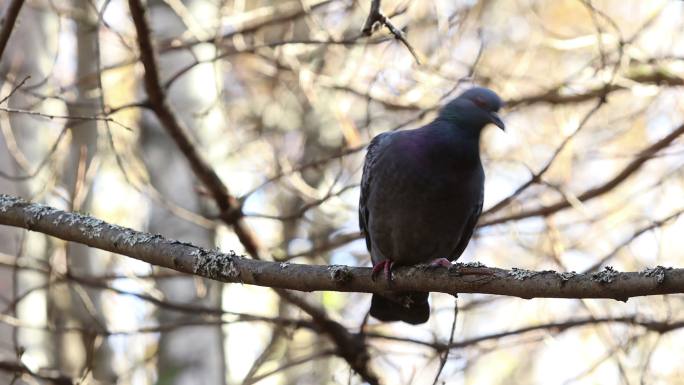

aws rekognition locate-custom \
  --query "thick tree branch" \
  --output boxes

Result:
[1,194,683,301]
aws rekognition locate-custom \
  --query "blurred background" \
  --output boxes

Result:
[1,0,683,384]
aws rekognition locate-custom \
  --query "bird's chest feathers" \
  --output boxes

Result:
[396,136,481,187]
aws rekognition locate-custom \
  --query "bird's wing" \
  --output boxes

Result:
[359,132,392,252]
[449,194,483,261]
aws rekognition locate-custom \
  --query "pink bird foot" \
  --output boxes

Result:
[429,258,452,268]
[371,260,394,281]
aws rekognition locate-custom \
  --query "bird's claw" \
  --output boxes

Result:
[429,258,452,268]
[371,260,394,282]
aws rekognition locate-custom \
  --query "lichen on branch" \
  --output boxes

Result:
[1,194,683,301]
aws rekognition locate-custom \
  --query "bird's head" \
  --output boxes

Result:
[438,87,505,132]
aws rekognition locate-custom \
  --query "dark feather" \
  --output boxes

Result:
[360,87,503,325]
[359,132,392,252]
[370,292,429,325]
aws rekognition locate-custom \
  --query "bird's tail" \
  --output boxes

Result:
[370,292,430,325]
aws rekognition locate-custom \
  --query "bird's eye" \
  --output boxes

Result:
[473,96,488,109]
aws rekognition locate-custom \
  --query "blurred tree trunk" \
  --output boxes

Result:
[0,116,25,384]
[47,0,116,380]
[139,1,226,384]
[140,114,226,385]
[286,108,336,385]
[273,101,336,384]
[0,4,56,383]
[240,0,339,380]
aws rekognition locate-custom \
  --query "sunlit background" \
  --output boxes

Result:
[1,0,684,384]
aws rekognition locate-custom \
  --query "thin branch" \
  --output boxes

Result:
[506,66,684,108]
[126,2,378,381]
[1,194,683,301]
[275,231,362,261]
[432,299,458,385]
[276,291,378,384]
[0,106,132,131]
[127,0,259,256]
[360,0,382,34]
[0,311,314,336]
[366,316,684,350]
[244,349,337,385]
[483,95,608,217]
[159,0,338,52]
[0,360,73,385]
[241,327,286,384]
[0,0,25,58]
[583,207,684,273]
[481,121,684,226]
[0,75,30,104]
[361,0,421,64]
[0,126,69,181]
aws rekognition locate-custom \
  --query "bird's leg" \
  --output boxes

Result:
[384,259,394,281]
[371,260,387,281]
[429,258,452,268]
[371,260,394,281]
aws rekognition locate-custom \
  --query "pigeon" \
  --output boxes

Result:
[359,87,504,324]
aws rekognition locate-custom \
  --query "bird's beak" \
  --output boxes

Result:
[489,112,505,131]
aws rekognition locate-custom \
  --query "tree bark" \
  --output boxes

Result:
[1,194,682,301]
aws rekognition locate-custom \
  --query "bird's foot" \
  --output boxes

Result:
[371,260,394,282]
[429,258,452,268]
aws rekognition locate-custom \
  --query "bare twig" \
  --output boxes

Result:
[0,106,132,131]
[432,299,458,385]
[361,0,421,64]
[126,1,378,381]
[483,95,608,217]
[244,349,337,385]
[506,66,684,109]
[0,311,315,336]
[0,0,25,58]
[160,0,338,52]
[277,292,378,384]
[0,360,73,385]
[481,121,684,226]
[0,75,30,104]
[0,126,69,181]
[582,207,684,273]
[128,0,259,256]
[366,316,684,350]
